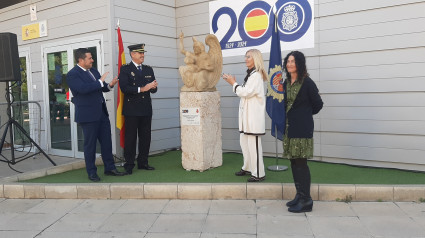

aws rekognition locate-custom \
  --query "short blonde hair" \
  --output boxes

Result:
[246,49,267,81]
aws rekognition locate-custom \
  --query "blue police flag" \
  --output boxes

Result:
[266,12,286,140]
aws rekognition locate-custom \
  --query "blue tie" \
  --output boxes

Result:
[137,65,142,72]
[87,70,96,81]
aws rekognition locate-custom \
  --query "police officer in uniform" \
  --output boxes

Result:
[119,44,158,174]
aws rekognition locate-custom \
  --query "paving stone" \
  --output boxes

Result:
[360,215,425,237]
[24,184,45,199]
[98,213,158,232]
[394,186,425,202]
[201,234,256,238]
[0,184,3,198]
[162,200,211,214]
[0,212,19,225]
[46,213,111,232]
[308,216,370,237]
[318,184,355,201]
[256,200,287,216]
[91,232,146,238]
[212,184,246,199]
[150,214,207,233]
[0,212,63,231]
[45,184,77,199]
[204,214,256,234]
[0,199,42,213]
[110,183,143,199]
[77,184,110,199]
[178,183,212,199]
[257,235,314,238]
[144,183,177,199]
[247,183,282,199]
[0,231,41,238]
[305,201,356,217]
[3,184,24,198]
[26,199,82,214]
[210,200,256,215]
[115,199,169,214]
[396,202,425,217]
[350,202,407,217]
[257,214,313,236]
[355,185,393,201]
[70,199,125,214]
[36,231,94,238]
[146,233,200,238]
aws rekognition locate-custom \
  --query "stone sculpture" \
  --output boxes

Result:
[178,32,223,92]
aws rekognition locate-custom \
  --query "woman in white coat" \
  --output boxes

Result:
[223,49,267,182]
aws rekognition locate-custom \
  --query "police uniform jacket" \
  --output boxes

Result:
[232,70,266,135]
[283,77,323,138]
[118,63,157,117]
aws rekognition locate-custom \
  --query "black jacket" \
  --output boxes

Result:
[118,63,157,117]
[284,77,323,138]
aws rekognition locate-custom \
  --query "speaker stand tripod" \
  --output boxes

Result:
[0,84,56,166]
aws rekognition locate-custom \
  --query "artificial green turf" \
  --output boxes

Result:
[24,150,425,184]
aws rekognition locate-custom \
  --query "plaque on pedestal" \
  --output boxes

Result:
[180,91,222,171]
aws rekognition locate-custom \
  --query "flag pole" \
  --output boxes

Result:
[267,125,287,171]
[267,10,287,172]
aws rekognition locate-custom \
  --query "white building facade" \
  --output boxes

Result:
[0,0,424,171]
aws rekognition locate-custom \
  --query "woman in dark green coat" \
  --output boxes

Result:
[283,51,323,213]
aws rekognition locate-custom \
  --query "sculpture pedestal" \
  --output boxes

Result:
[180,91,222,171]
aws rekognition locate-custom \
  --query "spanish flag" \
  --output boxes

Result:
[116,24,126,148]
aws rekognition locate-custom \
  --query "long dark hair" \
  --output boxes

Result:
[282,51,309,83]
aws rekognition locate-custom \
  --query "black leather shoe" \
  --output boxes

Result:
[286,193,301,207]
[288,197,313,213]
[235,169,251,176]
[88,174,100,182]
[138,164,155,170]
[126,169,133,175]
[104,169,126,176]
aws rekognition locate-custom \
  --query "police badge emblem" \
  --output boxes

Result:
[267,65,284,102]
[282,4,298,32]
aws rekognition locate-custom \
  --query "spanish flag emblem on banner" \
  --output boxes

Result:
[244,9,269,38]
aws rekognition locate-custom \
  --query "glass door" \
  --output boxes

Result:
[43,39,102,158]
[10,49,33,149]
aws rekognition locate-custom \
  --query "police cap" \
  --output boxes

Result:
[128,43,146,53]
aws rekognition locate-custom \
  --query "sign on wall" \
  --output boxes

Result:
[209,0,314,57]
[22,20,47,41]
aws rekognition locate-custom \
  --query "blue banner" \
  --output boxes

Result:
[266,12,286,140]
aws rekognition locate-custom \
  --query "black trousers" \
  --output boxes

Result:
[123,115,152,171]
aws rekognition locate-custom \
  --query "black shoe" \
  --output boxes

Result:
[247,176,265,182]
[235,169,251,176]
[88,173,100,182]
[286,193,301,207]
[126,169,133,175]
[104,169,126,176]
[288,198,313,213]
[138,164,155,170]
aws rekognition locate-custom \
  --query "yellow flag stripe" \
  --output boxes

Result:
[245,15,269,32]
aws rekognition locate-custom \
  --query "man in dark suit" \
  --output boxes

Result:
[118,44,158,174]
[67,48,126,182]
